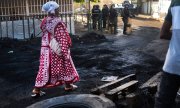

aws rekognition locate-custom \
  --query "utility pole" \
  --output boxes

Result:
[88,0,91,32]
[85,0,91,32]
[25,0,29,16]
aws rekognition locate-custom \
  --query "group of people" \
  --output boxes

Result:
[31,1,180,108]
[91,4,130,35]
[91,4,118,34]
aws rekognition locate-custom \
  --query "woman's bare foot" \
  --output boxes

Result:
[31,88,46,98]
[65,84,78,91]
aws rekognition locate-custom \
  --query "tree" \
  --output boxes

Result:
[90,0,100,2]
[74,0,84,3]
[74,0,100,3]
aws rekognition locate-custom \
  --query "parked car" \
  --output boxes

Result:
[114,1,138,17]
[75,7,87,13]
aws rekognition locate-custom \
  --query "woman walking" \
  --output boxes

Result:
[31,1,79,97]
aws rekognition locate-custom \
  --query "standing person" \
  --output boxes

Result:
[91,5,101,30]
[97,5,102,30]
[154,0,180,108]
[102,4,109,29]
[109,4,118,34]
[31,1,79,98]
[121,4,130,35]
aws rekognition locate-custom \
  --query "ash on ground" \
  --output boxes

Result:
[0,17,171,108]
[72,31,106,43]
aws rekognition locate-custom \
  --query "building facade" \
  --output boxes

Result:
[0,0,73,17]
[0,0,75,39]
[140,0,171,19]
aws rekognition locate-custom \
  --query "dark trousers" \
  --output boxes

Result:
[154,72,180,108]
[109,18,117,34]
[102,17,107,28]
[123,18,128,34]
[92,17,100,30]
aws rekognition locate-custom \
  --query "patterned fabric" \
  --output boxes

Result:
[35,17,79,88]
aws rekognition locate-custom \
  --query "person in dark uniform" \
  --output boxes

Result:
[102,4,109,29]
[122,4,130,35]
[91,5,101,30]
[109,4,118,34]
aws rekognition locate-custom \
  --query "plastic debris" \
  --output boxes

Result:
[8,51,14,54]
[101,76,118,82]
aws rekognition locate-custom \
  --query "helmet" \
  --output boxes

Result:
[124,4,129,8]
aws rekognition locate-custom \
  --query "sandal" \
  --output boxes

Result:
[31,91,46,98]
[65,84,78,91]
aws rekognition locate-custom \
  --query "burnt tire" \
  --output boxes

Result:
[27,94,116,108]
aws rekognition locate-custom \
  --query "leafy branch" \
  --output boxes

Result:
[74,0,100,3]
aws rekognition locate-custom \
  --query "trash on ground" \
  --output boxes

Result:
[177,89,180,96]
[101,76,118,82]
[8,51,14,54]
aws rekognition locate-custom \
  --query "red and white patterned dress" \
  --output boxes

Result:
[34,16,79,88]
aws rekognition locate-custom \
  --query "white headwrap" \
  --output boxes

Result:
[42,1,59,14]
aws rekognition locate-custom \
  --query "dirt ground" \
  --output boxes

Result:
[0,15,175,108]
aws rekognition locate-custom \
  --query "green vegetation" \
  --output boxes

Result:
[74,0,100,3]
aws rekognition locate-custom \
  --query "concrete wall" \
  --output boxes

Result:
[142,2,148,14]
[151,0,171,19]
[0,0,75,38]
[158,0,171,13]
[141,1,155,15]
[141,0,171,19]
[0,19,41,39]
[152,2,159,18]
[0,17,75,39]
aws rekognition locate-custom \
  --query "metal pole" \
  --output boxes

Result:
[65,14,68,26]
[150,0,152,15]
[12,20,14,39]
[82,14,83,22]
[88,0,91,32]
[26,0,30,16]
[27,17,30,38]
[100,12,102,33]
[33,16,35,38]
[6,17,8,38]
[65,0,68,25]
[69,14,72,34]
[22,16,25,39]
[60,14,63,20]
[0,21,2,39]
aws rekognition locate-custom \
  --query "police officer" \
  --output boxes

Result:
[102,4,109,29]
[122,4,130,35]
[91,5,101,30]
[109,4,118,34]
